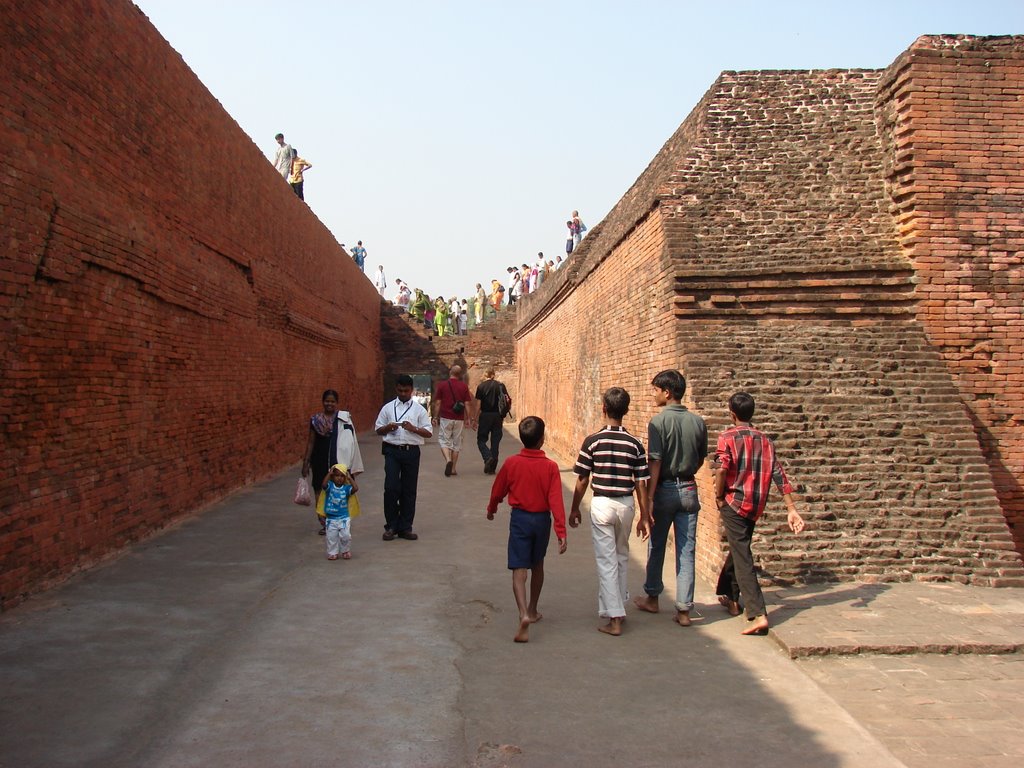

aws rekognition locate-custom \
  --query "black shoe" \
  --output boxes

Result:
[397,530,419,540]
[486,458,498,474]
[444,460,453,477]
[382,528,397,541]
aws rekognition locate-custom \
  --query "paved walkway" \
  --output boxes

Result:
[1,429,1022,767]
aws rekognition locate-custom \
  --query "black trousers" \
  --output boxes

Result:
[382,444,420,533]
[476,412,504,462]
[718,504,766,619]
[291,181,304,200]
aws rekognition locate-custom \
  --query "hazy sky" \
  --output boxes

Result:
[134,0,1022,302]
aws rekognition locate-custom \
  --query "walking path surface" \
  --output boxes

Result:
[2,429,1022,768]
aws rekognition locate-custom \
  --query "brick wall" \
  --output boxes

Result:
[878,35,1024,555]
[0,0,382,608]
[515,56,1024,586]
[515,212,676,462]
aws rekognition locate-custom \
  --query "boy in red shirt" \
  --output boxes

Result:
[487,416,568,643]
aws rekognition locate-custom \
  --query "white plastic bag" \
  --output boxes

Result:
[294,476,313,506]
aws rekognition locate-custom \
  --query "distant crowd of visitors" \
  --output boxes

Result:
[270,132,587,331]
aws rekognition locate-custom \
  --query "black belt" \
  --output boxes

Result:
[385,443,419,451]
[593,492,634,498]
[660,475,695,484]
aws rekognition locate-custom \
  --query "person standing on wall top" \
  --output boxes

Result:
[475,283,487,325]
[351,241,367,272]
[572,210,587,249]
[373,264,387,297]
[288,151,312,200]
[508,267,521,306]
[273,133,293,178]
[633,369,708,628]
[375,374,432,541]
[432,365,473,477]
[714,392,805,635]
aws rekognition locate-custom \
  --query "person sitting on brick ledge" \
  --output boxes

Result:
[714,392,805,636]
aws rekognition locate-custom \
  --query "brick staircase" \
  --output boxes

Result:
[379,303,517,395]
[686,321,1024,587]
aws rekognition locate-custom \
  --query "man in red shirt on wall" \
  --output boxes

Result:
[487,416,568,643]
[432,365,474,477]
[714,392,805,636]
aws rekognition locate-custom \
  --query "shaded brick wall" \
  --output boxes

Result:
[878,35,1024,555]
[515,213,677,463]
[0,0,382,608]
[516,57,1024,586]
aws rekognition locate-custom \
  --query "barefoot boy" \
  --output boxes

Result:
[569,387,650,636]
[714,392,805,635]
[634,370,707,627]
[486,416,568,642]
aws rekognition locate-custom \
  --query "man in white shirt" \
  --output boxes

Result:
[375,374,433,540]
[508,267,522,306]
[374,265,387,297]
[273,133,293,178]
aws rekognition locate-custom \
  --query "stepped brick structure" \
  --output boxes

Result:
[515,35,1024,586]
[0,1,382,608]
[380,304,517,403]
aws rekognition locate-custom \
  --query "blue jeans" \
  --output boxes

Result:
[643,480,699,612]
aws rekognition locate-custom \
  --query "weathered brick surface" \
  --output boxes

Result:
[0,0,382,608]
[515,44,1024,586]
[877,35,1024,555]
[380,304,516,403]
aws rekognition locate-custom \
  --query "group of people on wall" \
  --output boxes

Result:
[268,138,588,336]
[299,365,803,643]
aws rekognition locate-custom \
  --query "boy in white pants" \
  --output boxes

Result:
[321,463,358,560]
[568,388,650,635]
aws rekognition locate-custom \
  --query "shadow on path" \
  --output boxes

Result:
[0,429,903,768]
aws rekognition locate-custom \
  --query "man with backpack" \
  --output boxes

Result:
[475,368,511,474]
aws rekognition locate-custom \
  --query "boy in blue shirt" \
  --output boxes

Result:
[321,463,358,560]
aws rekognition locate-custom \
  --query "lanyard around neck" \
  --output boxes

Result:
[395,400,414,423]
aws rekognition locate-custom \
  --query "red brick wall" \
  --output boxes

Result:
[878,35,1024,556]
[515,212,677,463]
[0,0,382,608]
[516,59,1024,587]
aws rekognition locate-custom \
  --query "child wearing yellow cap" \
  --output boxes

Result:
[321,463,359,560]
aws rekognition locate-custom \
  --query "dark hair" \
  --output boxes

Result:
[518,416,545,449]
[396,374,414,388]
[275,133,284,140]
[322,389,339,402]
[602,387,630,420]
[728,392,756,422]
[651,370,686,400]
